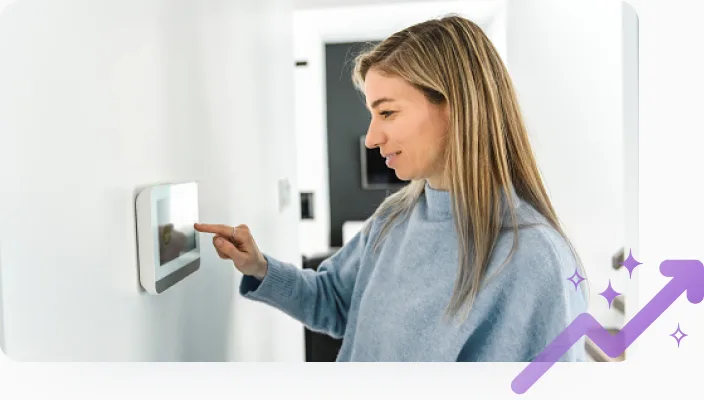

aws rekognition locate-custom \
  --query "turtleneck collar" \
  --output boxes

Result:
[423,181,452,220]
[421,181,521,222]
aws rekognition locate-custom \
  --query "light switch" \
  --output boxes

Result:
[278,178,291,211]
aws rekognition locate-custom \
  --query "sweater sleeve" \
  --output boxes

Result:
[238,220,371,339]
[456,226,589,362]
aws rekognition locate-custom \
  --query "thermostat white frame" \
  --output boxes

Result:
[136,181,201,294]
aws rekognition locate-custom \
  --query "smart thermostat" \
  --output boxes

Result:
[136,181,200,294]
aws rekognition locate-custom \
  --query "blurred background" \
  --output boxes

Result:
[0,0,638,362]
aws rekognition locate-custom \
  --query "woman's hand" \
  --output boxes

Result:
[193,223,268,279]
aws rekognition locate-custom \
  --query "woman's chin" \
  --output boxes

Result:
[393,166,422,182]
[394,171,413,182]
[393,170,407,181]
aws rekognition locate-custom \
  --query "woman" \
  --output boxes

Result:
[195,15,589,362]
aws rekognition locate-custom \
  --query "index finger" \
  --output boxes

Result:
[194,223,233,237]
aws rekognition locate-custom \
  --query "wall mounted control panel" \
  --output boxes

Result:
[136,181,200,294]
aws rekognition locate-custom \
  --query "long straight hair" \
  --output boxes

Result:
[352,15,588,321]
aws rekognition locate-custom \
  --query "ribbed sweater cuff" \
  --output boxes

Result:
[239,254,297,302]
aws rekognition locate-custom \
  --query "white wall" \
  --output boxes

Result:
[293,1,503,255]
[626,0,704,364]
[293,0,500,10]
[0,244,5,351]
[0,0,304,361]
[505,0,630,330]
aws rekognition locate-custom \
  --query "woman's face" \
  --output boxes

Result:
[363,68,450,189]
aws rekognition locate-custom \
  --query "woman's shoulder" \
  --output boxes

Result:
[492,201,581,284]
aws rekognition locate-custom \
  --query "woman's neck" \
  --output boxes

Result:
[425,176,449,191]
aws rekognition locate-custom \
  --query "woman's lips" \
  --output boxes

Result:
[385,151,401,167]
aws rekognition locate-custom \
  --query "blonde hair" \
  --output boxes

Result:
[352,15,588,321]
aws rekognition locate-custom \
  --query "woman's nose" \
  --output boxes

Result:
[365,121,385,149]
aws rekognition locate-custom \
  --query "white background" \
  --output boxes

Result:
[1,0,703,399]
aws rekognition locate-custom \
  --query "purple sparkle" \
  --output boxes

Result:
[567,269,585,290]
[670,324,687,348]
[621,248,642,278]
[599,279,621,308]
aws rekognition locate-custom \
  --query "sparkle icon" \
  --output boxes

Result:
[620,248,642,278]
[512,259,704,395]
[670,324,687,348]
[599,279,621,308]
[567,269,585,290]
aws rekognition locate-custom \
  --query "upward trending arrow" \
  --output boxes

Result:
[511,259,704,394]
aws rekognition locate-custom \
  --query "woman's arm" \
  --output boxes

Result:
[239,222,370,339]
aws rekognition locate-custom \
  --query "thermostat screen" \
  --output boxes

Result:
[156,197,197,266]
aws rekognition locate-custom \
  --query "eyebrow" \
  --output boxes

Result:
[368,97,395,110]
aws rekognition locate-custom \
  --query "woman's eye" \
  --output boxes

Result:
[380,111,395,118]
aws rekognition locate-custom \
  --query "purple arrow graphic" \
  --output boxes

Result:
[511,259,704,394]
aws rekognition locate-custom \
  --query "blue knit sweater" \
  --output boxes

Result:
[240,183,588,361]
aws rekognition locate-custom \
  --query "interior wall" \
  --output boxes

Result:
[0,243,5,351]
[505,0,628,327]
[0,0,304,361]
